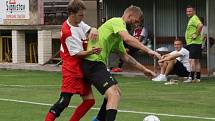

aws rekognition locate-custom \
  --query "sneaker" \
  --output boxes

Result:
[111,68,122,72]
[92,116,99,121]
[193,79,201,83]
[183,77,192,83]
[152,74,167,82]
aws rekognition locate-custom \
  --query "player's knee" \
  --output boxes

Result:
[49,97,70,117]
[106,86,121,100]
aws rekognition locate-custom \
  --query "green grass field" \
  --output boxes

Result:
[0,69,215,121]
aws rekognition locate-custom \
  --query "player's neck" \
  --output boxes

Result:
[68,17,78,27]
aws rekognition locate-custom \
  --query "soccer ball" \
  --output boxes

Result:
[143,115,160,121]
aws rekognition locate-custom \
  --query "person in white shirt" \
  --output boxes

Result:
[152,39,190,82]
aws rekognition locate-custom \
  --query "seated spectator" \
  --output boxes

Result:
[152,39,190,82]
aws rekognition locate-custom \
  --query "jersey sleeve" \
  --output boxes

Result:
[170,49,184,57]
[192,16,202,28]
[178,48,186,56]
[65,36,83,56]
[111,19,127,34]
[79,21,91,34]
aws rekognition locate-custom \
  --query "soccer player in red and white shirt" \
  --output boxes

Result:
[45,0,101,121]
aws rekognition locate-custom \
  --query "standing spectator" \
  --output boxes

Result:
[184,5,203,83]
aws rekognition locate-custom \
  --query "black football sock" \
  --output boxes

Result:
[106,109,117,121]
[189,71,195,80]
[97,98,107,121]
[196,72,201,79]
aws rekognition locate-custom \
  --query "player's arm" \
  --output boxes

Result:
[118,31,161,59]
[161,53,170,59]
[192,23,203,39]
[120,52,156,77]
[80,21,98,40]
[65,35,102,58]
[87,27,98,40]
[158,53,181,63]
[75,47,102,58]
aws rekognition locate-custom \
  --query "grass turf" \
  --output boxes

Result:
[0,69,215,121]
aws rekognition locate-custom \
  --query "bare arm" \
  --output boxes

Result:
[192,23,203,39]
[87,27,98,40]
[75,47,102,58]
[118,31,161,59]
[158,53,181,63]
[120,53,156,77]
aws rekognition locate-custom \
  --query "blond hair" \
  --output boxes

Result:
[124,5,143,20]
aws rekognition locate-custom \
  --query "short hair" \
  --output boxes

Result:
[124,5,143,20]
[174,39,183,44]
[186,5,196,11]
[68,0,86,15]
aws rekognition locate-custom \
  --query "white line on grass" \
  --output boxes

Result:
[0,84,60,87]
[0,75,23,77]
[0,98,215,120]
[0,82,142,88]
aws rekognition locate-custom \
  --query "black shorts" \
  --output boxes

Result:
[82,60,118,95]
[186,44,202,59]
[170,60,190,77]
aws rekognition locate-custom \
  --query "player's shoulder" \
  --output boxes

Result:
[61,21,72,36]
[191,15,201,22]
[180,47,189,53]
[107,17,123,24]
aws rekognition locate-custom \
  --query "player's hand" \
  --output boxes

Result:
[88,27,98,40]
[192,33,198,40]
[92,47,102,55]
[143,69,156,78]
[161,55,166,59]
[148,50,161,59]
[158,59,164,63]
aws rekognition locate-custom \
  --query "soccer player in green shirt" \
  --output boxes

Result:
[184,5,203,83]
[82,5,161,121]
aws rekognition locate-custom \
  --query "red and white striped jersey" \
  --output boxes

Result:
[60,20,90,77]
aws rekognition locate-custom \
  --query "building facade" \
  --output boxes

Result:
[1,0,215,74]
[0,0,97,64]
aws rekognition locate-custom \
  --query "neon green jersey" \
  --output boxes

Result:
[85,18,127,64]
[185,15,203,45]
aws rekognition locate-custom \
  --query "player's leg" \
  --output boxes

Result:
[159,61,167,74]
[189,59,196,80]
[152,61,169,81]
[69,88,95,121]
[92,85,121,121]
[193,44,202,81]
[92,73,120,121]
[164,60,177,76]
[195,59,201,81]
[45,93,72,121]
[93,97,108,121]
[174,61,190,77]
[188,45,196,80]
[104,84,121,121]
[82,60,120,121]
[188,44,202,81]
